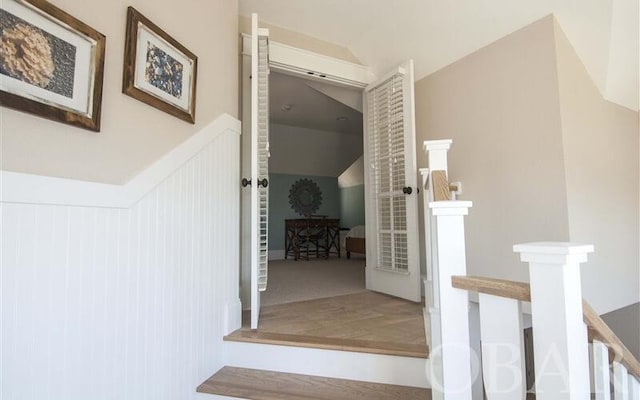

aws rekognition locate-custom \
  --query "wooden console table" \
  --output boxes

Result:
[284,218,340,260]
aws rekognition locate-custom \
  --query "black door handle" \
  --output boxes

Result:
[241,178,251,187]
[402,186,412,195]
[258,178,269,188]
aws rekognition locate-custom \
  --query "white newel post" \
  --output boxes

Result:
[429,200,474,399]
[514,242,594,400]
[424,140,453,175]
[422,140,454,400]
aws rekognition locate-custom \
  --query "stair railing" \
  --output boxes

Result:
[422,140,640,399]
[451,266,640,399]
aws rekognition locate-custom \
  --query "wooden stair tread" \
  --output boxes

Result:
[224,330,428,358]
[197,366,431,400]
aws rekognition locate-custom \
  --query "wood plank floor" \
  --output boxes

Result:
[226,291,428,358]
[197,366,431,400]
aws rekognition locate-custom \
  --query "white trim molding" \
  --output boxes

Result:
[241,34,374,88]
[0,113,241,208]
[225,298,243,335]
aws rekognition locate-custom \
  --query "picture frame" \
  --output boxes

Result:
[122,7,197,124]
[0,0,106,131]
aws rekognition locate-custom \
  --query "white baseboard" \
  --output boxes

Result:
[268,250,285,260]
[224,298,243,335]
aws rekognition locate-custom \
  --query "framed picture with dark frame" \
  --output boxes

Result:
[0,0,106,131]
[122,6,197,124]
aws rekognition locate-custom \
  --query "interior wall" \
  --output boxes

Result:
[601,302,640,360]
[268,173,340,251]
[269,123,362,177]
[338,156,365,229]
[340,185,365,229]
[554,19,640,313]
[1,128,241,400]
[414,16,570,285]
[1,0,239,184]
[238,16,361,64]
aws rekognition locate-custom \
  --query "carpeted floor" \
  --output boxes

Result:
[262,256,367,306]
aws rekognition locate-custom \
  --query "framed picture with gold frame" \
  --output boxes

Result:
[0,0,106,131]
[122,6,197,124]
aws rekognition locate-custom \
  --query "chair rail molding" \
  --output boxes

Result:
[0,113,241,209]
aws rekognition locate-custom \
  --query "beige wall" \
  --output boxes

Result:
[554,20,640,313]
[415,16,570,285]
[415,14,639,314]
[1,0,239,184]
[239,16,361,64]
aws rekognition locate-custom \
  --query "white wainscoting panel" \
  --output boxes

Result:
[1,121,241,400]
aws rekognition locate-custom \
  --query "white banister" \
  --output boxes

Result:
[591,340,612,400]
[478,293,526,399]
[421,167,442,393]
[429,200,474,399]
[614,362,630,399]
[421,167,436,307]
[514,242,594,400]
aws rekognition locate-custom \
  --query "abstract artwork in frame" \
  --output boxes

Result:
[122,7,197,124]
[0,0,106,131]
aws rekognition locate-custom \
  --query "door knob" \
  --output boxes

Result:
[402,186,412,195]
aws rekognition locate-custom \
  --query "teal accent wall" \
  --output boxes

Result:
[269,174,340,250]
[340,184,365,229]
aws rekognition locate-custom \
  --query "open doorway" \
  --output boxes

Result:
[262,71,367,306]
[240,20,423,334]
[235,19,426,355]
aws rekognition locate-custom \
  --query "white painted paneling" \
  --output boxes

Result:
[1,126,241,400]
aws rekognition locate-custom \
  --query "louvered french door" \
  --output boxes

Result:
[250,14,270,329]
[364,60,421,302]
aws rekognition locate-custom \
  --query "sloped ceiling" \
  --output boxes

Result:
[240,0,639,111]
[270,72,363,135]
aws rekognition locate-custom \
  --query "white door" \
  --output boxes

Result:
[249,14,270,329]
[363,60,421,302]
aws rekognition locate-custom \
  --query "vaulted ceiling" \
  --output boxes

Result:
[240,0,639,111]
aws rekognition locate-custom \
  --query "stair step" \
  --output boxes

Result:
[225,330,428,358]
[223,340,430,388]
[197,367,431,400]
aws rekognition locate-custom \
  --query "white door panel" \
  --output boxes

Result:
[364,60,421,302]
